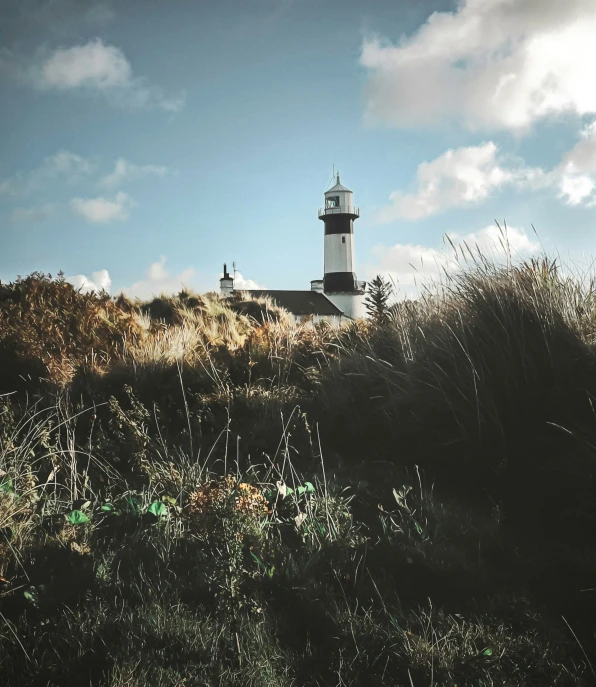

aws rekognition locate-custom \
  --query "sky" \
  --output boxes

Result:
[2,0,596,300]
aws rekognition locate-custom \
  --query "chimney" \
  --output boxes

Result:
[220,262,234,297]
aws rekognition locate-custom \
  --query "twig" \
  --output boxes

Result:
[0,609,30,662]
[562,615,596,681]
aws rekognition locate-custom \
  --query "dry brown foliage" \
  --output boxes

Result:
[0,273,145,385]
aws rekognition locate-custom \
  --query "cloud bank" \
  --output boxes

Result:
[70,191,135,223]
[35,39,184,112]
[0,150,93,197]
[66,268,112,294]
[376,122,596,222]
[121,256,196,300]
[100,158,171,187]
[361,0,596,132]
[363,225,540,299]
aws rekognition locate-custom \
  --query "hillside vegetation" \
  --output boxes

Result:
[2,251,596,686]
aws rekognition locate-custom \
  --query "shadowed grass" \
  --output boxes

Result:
[2,244,596,684]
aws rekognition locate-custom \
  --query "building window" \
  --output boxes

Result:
[326,196,340,208]
[342,236,346,244]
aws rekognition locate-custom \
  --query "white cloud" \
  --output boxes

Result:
[555,121,596,206]
[234,272,265,290]
[43,150,94,177]
[360,0,596,132]
[100,158,170,187]
[10,203,55,223]
[377,142,548,222]
[0,149,93,197]
[121,256,196,300]
[70,191,134,223]
[559,122,596,175]
[558,174,596,206]
[220,269,265,290]
[35,39,184,112]
[363,225,540,298]
[41,39,130,90]
[66,268,111,294]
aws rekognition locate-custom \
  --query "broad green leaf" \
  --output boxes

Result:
[0,478,15,494]
[148,501,167,517]
[101,503,117,512]
[304,482,315,493]
[296,486,306,496]
[482,648,493,657]
[68,510,90,525]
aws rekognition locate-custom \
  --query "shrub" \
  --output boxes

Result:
[0,273,143,388]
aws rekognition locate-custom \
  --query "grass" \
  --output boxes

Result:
[1,242,596,684]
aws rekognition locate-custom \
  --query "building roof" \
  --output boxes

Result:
[325,174,352,194]
[325,181,352,194]
[246,290,344,316]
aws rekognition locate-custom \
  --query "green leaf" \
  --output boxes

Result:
[251,551,263,566]
[101,503,117,512]
[162,495,177,506]
[67,510,90,525]
[482,648,493,657]
[285,487,294,496]
[304,482,315,493]
[148,501,167,517]
[23,587,40,608]
[413,519,425,539]
[296,486,306,496]
[0,478,15,494]
[123,494,142,514]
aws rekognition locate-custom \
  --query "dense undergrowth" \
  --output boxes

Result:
[2,249,596,685]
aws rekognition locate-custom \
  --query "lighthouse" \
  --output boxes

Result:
[311,174,366,319]
[219,171,366,324]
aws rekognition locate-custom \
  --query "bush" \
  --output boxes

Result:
[0,273,144,388]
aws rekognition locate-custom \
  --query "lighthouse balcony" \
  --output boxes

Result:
[318,206,359,219]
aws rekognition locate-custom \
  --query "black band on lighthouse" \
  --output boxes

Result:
[324,272,357,292]
[322,216,354,235]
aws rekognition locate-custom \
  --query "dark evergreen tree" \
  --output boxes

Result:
[364,275,393,324]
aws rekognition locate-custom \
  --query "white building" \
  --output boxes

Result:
[220,174,366,324]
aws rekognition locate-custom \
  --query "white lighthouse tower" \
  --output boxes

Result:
[311,174,366,319]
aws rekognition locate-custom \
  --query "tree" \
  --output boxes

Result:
[364,275,393,325]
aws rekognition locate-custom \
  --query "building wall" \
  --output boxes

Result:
[324,292,366,319]
[324,233,354,274]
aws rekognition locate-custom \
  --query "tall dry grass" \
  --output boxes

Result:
[319,249,596,539]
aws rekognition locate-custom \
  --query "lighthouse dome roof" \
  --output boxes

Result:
[325,175,352,194]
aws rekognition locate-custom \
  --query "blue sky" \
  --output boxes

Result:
[2,0,596,300]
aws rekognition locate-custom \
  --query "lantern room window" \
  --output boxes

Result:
[326,196,340,208]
